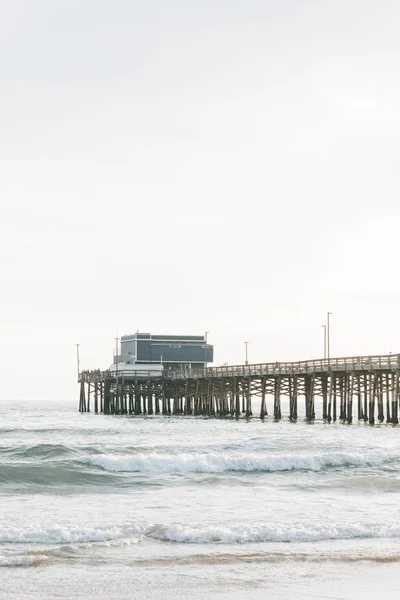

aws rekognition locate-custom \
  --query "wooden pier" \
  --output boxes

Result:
[78,353,400,424]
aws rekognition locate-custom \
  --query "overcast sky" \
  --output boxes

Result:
[1,0,400,402]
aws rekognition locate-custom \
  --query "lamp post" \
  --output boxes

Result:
[321,325,327,360]
[205,331,209,372]
[115,337,120,370]
[327,312,333,360]
[245,341,249,366]
[75,344,80,380]
[115,337,120,405]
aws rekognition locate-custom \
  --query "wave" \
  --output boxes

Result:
[80,449,400,475]
[135,550,400,566]
[3,521,400,545]
[0,444,75,460]
[145,522,400,544]
[0,525,143,545]
[1,448,398,488]
[3,547,400,569]
[0,555,48,567]
[0,462,116,487]
[0,426,122,436]
[1,442,400,490]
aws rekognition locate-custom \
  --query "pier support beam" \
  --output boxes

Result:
[305,375,315,422]
[289,375,298,421]
[79,381,86,413]
[322,374,328,420]
[369,374,376,425]
[377,374,384,423]
[245,377,252,417]
[274,376,281,420]
[357,375,362,420]
[392,372,399,424]
[260,378,267,419]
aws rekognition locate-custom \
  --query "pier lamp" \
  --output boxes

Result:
[75,344,80,380]
[114,337,120,402]
[245,341,249,366]
[114,337,120,371]
[327,312,333,360]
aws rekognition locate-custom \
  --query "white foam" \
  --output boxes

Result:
[2,521,400,546]
[80,449,398,475]
[0,526,143,545]
[146,522,400,544]
[0,555,47,567]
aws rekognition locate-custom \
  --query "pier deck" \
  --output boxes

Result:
[78,353,400,424]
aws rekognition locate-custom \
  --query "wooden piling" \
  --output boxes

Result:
[393,372,399,425]
[290,375,298,421]
[332,375,337,422]
[94,382,99,414]
[347,374,353,423]
[260,377,267,419]
[363,374,368,422]
[79,381,86,413]
[246,377,252,417]
[305,375,315,421]
[274,376,281,420]
[135,388,141,415]
[241,380,246,414]
[339,376,345,421]
[385,373,390,423]
[357,375,362,420]
[148,380,153,415]
[327,374,333,422]
[377,374,384,423]
[234,377,240,417]
[322,374,328,420]
[100,381,104,413]
[369,373,376,425]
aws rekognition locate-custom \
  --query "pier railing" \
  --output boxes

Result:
[169,353,400,380]
[79,369,163,383]
[79,353,400,383]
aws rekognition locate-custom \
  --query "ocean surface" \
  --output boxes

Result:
[1,399,400,600]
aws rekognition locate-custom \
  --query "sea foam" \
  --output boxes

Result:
[2,521,400,545]
[79,449,398,475]
[0,555,48,567]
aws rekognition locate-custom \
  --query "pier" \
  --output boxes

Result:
[78,353,400,424]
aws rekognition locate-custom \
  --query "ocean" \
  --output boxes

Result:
[1,399,400,600]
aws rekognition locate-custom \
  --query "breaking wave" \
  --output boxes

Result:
[0,462,116,487]
[2,521,400,545]
[0,555,48,567]
[0,443,75,459]
[80,449,399,475]
[1,445,400,489]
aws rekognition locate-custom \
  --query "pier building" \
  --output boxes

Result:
[116,332,214,374]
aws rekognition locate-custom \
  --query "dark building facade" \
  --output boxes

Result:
[119,333,213,373]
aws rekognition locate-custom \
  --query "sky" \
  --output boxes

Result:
[1,0,400,402]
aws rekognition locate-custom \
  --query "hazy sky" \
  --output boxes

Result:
[1,0,400,402]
